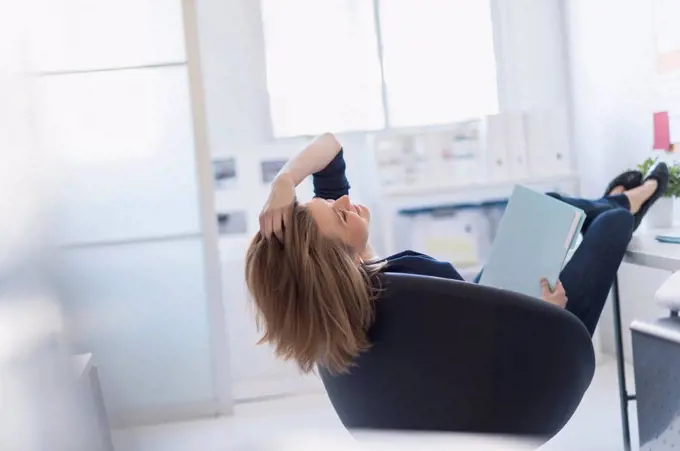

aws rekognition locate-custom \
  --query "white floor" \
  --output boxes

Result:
[113,358,639,451]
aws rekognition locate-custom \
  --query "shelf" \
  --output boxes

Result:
[381,174,579,212]
[382,174,578,197]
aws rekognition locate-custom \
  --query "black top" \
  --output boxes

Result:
[312,149,464,281]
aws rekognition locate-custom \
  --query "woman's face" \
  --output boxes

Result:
[306,195,370,254]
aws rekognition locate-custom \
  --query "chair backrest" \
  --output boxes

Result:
[319,273,595,440]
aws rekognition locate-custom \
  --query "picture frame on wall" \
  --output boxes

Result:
[213,157,237,190]
[216,210,248,235]
[260,159,287,184]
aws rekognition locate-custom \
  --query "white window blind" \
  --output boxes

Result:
[260,0,498,137]
[260,0,385,138]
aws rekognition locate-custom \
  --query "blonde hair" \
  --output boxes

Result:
[245,202,384,374]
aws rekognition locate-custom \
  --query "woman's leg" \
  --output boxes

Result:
[546,192,630,233]
[558,207,634,335]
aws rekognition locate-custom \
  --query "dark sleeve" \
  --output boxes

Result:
[384,255,465,282]
[423,260,465,281]
[312,149,350,200]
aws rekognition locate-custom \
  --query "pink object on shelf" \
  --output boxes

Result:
[653,111,671,151]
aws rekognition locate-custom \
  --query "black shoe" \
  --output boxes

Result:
[634,162,670,230]
[603,170,643,197]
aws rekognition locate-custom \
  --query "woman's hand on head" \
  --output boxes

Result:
[259,173,296,241]
[540,278,567,308]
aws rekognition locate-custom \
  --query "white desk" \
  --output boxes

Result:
[614,228,680,451]
[626,228,680,271]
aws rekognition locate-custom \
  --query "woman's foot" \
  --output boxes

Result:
[626,162,669,230]
[609,185,626,196]
[604,170,643,197]
[624,179,659,214]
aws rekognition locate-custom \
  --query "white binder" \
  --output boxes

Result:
[504,112,530,179]
[525,110,572,177]
[484,114,511,182]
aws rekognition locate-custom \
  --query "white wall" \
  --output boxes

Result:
[193,0,272,152]
[496,0,571,113]
[566,0,671,361]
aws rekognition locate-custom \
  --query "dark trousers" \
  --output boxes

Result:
[474,193,634,336]
[546,193,634,335]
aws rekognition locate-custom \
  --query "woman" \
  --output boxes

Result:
[245,133,668,373]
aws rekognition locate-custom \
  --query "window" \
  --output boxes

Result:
[379,0,498,128]
[260,0,385,137]
[260,0,498,137]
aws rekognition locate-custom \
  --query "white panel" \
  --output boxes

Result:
[37,66,201,245]
[32,0,186,72]
[195,0,273,148]
[58,239,214,411]
[498,0,568,111]
[566,0,656,197]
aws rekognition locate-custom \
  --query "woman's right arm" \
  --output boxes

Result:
[276,133,342,187]
[259,133,343,238]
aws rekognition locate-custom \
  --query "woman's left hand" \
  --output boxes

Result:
[540,278,567,308]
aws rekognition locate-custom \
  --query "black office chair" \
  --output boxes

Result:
[319,273,595,441]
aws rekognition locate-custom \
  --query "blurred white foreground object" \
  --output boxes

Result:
[0,1,95,449]
[72,353,115,451]
[0,297,96,451]
[654,270,680,312]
